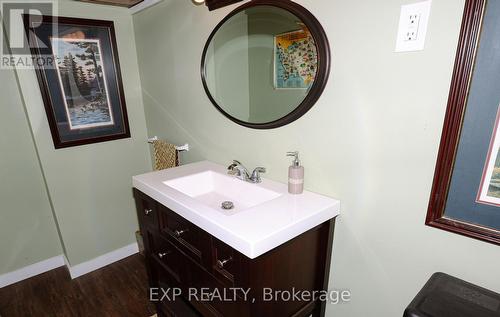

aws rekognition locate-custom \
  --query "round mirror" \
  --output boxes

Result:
[201,1,330,129]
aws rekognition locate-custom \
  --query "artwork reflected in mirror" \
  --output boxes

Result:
[202,2,330,129]
[274,27,317,89]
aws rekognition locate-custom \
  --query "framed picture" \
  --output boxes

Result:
[426,0,500,245]
[274,27,317,89]
[23,15,130,149]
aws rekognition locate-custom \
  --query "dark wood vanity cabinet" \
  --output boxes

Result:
[134,189,335,317]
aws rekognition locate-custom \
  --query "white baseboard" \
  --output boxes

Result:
[67,242,139,279]
[0,255,65,288]
[0,242,139,287]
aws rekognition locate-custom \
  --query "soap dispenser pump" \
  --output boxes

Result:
[287,151,304,194]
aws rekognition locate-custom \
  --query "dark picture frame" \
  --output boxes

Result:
[200,0,331,130]
[23,15,130,149]
[426,0,500,245]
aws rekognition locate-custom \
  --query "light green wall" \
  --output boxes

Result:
[134,0,500,316]
[11,0,151,266]
[0,36,62,275]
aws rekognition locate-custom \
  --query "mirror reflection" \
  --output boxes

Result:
[203,5,318,125]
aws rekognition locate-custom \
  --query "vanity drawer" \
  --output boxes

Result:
[134,189,159,231]
[150,233,185,284]
[159,206,212,268]
[188,257,250,317]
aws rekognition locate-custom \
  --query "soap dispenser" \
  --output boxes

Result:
[287,151,304,194]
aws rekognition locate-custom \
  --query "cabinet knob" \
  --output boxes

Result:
[158,251,171,259]
[217,256,233,269]
[144,208,153,215]
[174,228,188,238]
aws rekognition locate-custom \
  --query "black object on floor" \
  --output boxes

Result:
[404,272,500,317]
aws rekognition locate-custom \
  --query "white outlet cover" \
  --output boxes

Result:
[395,0,432,52]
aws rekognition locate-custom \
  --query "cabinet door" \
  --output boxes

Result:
[150,264,201,317]
[187,256,250,317]
[211,238,245,287]
[157,297,200,317]
[134,189,159,231]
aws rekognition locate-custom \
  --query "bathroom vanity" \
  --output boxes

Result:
[133,161,340,317]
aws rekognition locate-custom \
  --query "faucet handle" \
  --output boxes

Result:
[253,167,266,173]
[227,160,239,172]
[228,160,249,180]
[228,160,242,169]
[250,167,266,183]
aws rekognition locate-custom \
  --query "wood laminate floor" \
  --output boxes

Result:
[0,254,156,317]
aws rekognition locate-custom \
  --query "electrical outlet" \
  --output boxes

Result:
[405,14,421,41]
[405,30,418,41]
[395,1,432,52]
[409,14,421,27]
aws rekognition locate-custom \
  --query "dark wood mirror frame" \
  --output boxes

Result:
[426,0,500,245]
[200,0,331,129]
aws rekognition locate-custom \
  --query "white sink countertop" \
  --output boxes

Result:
[133,160,340,259]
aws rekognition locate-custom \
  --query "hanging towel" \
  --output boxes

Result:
[152,140,179,170]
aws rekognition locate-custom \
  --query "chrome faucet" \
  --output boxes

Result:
[227,160,266,183]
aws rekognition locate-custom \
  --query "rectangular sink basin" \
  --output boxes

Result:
[163,171,282,214]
